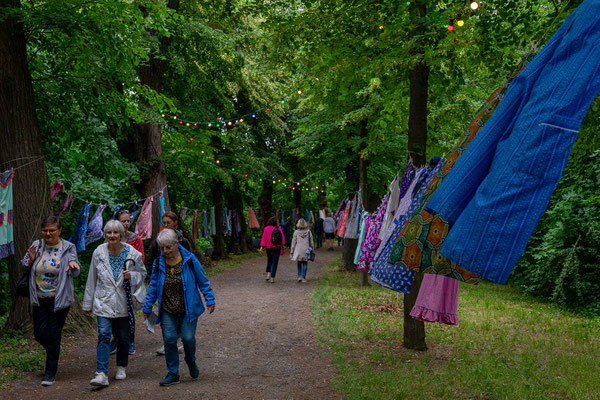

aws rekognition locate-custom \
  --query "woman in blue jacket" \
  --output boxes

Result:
[143,228,215,386]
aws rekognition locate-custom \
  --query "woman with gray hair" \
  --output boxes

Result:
[143,228,215,386]
[290,218,313,282]
[83,219,146,387]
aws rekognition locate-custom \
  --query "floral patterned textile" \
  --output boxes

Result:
[336,199,351,238]
[387,57,533,284]
[357,194,389,271]
[69,202,91,252]
[369,163,442,294]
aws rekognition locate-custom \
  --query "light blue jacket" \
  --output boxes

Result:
[143,245,215,323]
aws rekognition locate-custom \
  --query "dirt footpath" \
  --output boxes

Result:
[3,247,342,400]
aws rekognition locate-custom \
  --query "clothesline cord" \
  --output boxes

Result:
[2,156,45,171]
[533,0,571,50]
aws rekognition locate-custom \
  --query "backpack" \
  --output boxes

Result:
[270,226,283,245]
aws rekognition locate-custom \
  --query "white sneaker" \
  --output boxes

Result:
[156,345,165,355]
[265,272,271,280]
[302,278,307,283]
[269,277,274,283]
[298,276,302,282]
[115,366,126,380]
[90,372,109,387]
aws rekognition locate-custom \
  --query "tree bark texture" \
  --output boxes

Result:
[341,238,358,271]
[403,272,427,351]
[258,179,273,225]
[403,0,429,350]
[210,178,227,259]
[0,0,52,330]
[226,179,248,254]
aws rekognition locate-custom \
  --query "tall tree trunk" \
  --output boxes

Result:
[226,178,248,254]
[0,0,51,330]
[403,0,429,351]
[341,137,360,271]
[358,119,370,286]
[210,178,227,259]
[317,190,328,210]
[119,0,180,238]
[258,179,273,225]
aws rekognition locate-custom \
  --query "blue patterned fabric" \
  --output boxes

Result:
[85,204,106,246]
[159,191,165,218]
[109,246,130,280]
[369,162,443,294]
[112,204,123,219]
[427,0,600,284]
[69,202,91,252]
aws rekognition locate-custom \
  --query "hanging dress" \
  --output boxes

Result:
[410,274,459,326]
[0,170,15,259]
[357,193,389,271]
[69,202,91,252]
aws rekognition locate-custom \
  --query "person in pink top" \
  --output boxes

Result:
[259,216,285,283]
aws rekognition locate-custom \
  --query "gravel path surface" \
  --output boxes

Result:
[3,247,342,400]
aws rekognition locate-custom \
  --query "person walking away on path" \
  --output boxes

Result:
[20,216,81,387]
[314,216,324,249]
[282,216,293,249]
[323,213,336,251]
[290,218,314,282]
[109,209,145,355]
[260,216,285,282]
[143,228,216,386]
[148,211,191,355]
[83,220,146,387]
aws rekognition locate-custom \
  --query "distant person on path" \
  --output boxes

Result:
[109,209,145,355]
[282,216,293,249]
[314,216,324,249]
[290,218,313,282]
[20,216,81,387]
[260,216,285,283]
[83,220,146,387]
[143,228,215,387]
[323,212,336,251]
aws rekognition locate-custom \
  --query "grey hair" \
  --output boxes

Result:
[104,219,125,240]
[296,218,308,229]
[157,228,179,246]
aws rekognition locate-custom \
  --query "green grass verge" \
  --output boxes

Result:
[205,251,262,277]
[0,331,43,390]
[311,257,600,400]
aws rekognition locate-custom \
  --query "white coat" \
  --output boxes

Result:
[82,243,146,318]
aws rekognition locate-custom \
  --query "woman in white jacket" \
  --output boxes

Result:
[290,218,313,282]
[83,219,146,387]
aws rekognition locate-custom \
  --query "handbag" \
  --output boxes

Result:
[16,269,30,298]
[308,247,316,262]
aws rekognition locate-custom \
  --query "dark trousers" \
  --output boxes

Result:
[315,233,323,248]
[32,299,70,378]
[266,247,281,277]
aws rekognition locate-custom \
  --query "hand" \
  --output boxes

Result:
[86,310,93,316]
[67,261,80,272]
[123,269,131,280]
[259,247,264,253]
[207,304,215,314]
[143,313,150,320]
[27,244,39,262]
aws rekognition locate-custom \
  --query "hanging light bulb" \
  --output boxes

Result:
[240,118,244,122]
[457,19,464,26]
[448,24,454,31]
[297,90,302,95]
[173,116,177,120]
[252,114,256,118]
[208,123,212,127]
[227,121,232,126]
[216,160,220,164]
[186,123,190,126]
[193,123,197,126]
[470,1,479,10]
[161,114,165,117]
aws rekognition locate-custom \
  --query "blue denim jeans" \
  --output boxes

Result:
[297,261,307,279]
[266,247,281,278]
[161,310,198,376]
[96,316,129,373]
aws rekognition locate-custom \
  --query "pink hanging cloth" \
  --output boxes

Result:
[410,274,459,326]
[336,200,351,237]
[247,207,260,229]
[134,196,154,240]
[49,180,64,201]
